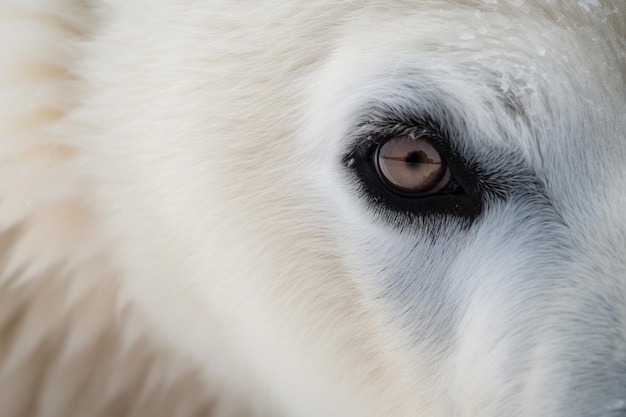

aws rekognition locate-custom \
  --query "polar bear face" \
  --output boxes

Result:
[63,1,625,417]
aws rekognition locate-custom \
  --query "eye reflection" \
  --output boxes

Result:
[376,134,450,195]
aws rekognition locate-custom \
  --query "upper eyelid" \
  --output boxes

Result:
[347,117,449,160]
[345,103,526,171]
[345,99,458,146]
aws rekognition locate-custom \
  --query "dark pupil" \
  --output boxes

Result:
[406,150,431,167]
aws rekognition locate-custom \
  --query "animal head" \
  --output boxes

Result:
[2,1,625,416]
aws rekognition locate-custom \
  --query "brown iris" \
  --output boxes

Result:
[376,134,450,194]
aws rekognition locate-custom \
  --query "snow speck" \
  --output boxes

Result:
[483,0,497,4]
[474,10,482,18]
[536,46,546,56]
[578,0,600,13]
[460,32,475,40]
[606,399,625,412]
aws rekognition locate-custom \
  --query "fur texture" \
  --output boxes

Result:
[1,1,625,417]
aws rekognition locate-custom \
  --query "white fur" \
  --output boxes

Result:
[1,1,625,416]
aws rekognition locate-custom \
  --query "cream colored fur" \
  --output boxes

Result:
[0,2,226,416]
[1,1,625,417]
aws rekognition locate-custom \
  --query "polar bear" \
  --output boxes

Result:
[1,1,625,416]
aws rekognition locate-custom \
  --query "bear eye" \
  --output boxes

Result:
[375,134,452,196]
[344,117,483,220]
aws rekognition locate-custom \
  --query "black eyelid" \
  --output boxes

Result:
[344,117,484,221]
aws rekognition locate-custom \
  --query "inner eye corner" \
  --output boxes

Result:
[344,152,357,168]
